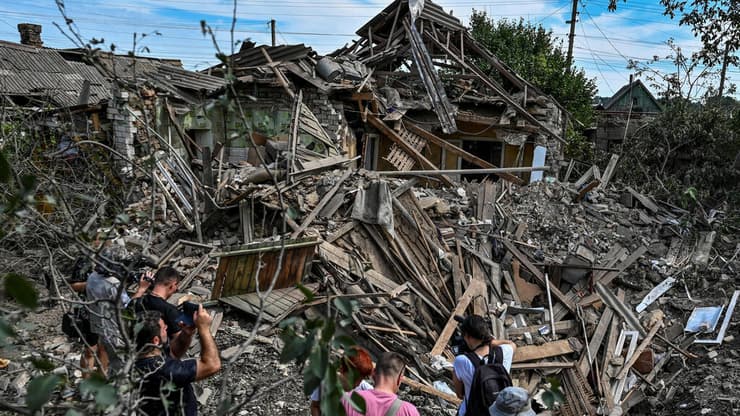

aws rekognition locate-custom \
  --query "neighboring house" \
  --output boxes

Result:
[0,23,226,166]
[594,78,662,152]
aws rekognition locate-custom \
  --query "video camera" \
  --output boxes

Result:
[96,248,158,284]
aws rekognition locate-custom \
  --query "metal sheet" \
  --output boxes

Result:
[685,306,724,333]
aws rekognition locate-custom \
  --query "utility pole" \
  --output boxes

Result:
[270,19,276,46]
[566,0,579,69]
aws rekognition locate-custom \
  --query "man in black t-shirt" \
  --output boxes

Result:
[135,307,221,416]
[133,267,192,358]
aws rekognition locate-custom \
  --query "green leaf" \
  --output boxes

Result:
[333,298,354,318]
[65,410,84,416]
[348,391,366,413]
[295,283,315,302]
[0,151,11,183]
[4,273,39,309]
[19,174,36,191]
[0,318,15,345]
[80,374,118,409]
[280,336,307,363]
[332,335,356,349]
[114,213,129,225]
[309,347,328,379]
[303,372,322,396]
[26,374,61,412]
[31,358,56,371]
[216,396,232,416]
[321,319,336,342]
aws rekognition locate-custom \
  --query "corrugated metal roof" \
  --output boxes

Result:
[0,40,112,106]
[0,40,225,107]
[232,44,313,68]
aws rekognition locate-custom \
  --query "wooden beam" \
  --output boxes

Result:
[367,114,454,186]
[404,122,523,185]
[598,154,620,190]
[511,361,576,370]
[513,339,579,363]
[424,33,565,144]
[507,320,576,336]
[502,239,577,314]
[579,246,647,306]
[260,47,295,99]
[291,170,351,239]
[402,377,461,405]
[430,279,485,356]
[577,305,615,376]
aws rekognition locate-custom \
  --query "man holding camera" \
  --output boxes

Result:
[135,305,221,416]
[86,245,151,376]
[132,266,193,358]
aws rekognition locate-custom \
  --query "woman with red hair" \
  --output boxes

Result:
[310,346,374,416]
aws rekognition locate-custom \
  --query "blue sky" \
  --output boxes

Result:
[0,0,736,99]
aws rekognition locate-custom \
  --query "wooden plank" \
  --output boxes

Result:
[402,377,461,406]
[291,170,351,238]
[425,33,566,143]
[507,320,576,336]
[211,259,228,300]
[470,260,488,316]
[576,179,601,201]
[367,114,454,187]
[326,220,357,243]
[502,239,577,314]
[598,154,619,190]
[513,339,579,363]
[511,361,576,370]
[578,306,615,376]
[626,186,659,213]
[404,122,523,184]
[573,166,594,188]
[579,246,647,306]
[430,279,485,356]
[502,270,521,304]
[318,241,399,293]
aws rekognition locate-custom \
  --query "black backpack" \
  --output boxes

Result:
[464,346,513,415]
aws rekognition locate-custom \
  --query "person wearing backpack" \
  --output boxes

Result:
[453,315,517,416]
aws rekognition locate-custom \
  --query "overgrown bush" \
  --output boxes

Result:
[616,100,739,224]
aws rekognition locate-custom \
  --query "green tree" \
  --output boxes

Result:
[609,0,739,97]
[469,12,598,127]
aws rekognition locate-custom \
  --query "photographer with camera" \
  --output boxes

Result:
[85,244,151,376]
[135,304,221,416]
[131,266,195,358]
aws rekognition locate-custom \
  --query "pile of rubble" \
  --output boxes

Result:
[211,157,736,415]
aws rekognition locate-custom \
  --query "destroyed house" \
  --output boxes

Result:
[206,0,569,184]
[594,79,662,152]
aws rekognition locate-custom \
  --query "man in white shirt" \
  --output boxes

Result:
[452,315,516,416]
